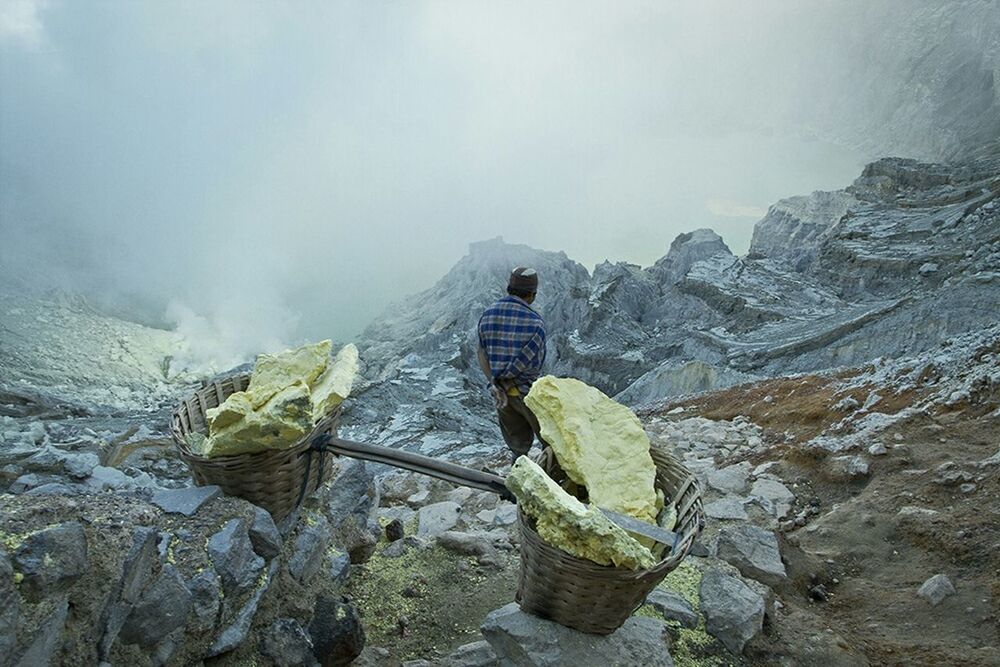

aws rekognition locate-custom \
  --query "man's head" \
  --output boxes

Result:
[507,266,538,303]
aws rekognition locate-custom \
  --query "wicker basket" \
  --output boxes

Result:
[170,374,338,521]
[516,445,705,635]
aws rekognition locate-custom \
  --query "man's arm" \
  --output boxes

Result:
[508,321,545,378]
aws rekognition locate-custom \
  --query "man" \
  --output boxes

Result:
[477,267,547,462]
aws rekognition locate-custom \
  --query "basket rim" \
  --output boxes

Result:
[170,374,342,464]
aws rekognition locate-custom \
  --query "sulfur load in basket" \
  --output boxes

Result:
[189,340,359,458]
[510,375,704,634]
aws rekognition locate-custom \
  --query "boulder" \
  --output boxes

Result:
[309,595,366,667]
[208,519,265,598]
[917,574,955,606]
[436,531,502,566]
[699,569,765,655]
[704,497,748,521]
[208,561,279,657]
[481,602,673,666]
[326,461,380,563]
[119,565,193,646]
[289,516,332,583]
[749,478,795,519]
[98,526,159,659]
[13,595,68,667]
[249,505,283,559]
[440,640,498,667]
[645,588,699,629]
[187,569,222,632]
[13,521,89,601]
[416,501,462,538]
[707,462,752,495]
[261,617,319,667]
[151,485,221,517]
[715,525,786,586]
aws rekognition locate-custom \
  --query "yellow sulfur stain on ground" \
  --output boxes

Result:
[524,376,659,523]
[201,341,358,457]
[505,457,655,570]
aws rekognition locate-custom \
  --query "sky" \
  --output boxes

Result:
[0,1,883,362]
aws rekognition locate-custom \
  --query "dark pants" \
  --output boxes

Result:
[497,394,546,459]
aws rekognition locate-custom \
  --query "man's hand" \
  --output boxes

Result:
[489,384,509,410]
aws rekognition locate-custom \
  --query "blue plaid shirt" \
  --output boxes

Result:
[477,295,546,395]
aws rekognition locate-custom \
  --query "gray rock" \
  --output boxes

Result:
[749,478,795,519]
[917,574,955,606]
[187,569,222,632]
[715,525,786,586]
[704,497,748,521]
[249,505,283,559]
[98,526,159,659]
[119,565,193,647]
[208,519,265,597]
[309,595,366,667]
[208,560,279,657]
[492,502,518,527]
[417,501,462,537]
[10,473,63,493]
[325,461,380,563]
[699,569,765,655]
[385,518,405,542]
[0,549,18,660]
[328,549,351,585]
[62,451,100,479]
[261,617,319,667]
[919,262,939,276]
[151,485,221,516]
[437,531,501,566]
[289,515,332,583]
[13,521,89,601]
[85,466,133,491]
[441,640,498,667]
[868,442,888,456]
[481,602,673,667]
[706,462,751,495]
[24,482,79,496]
[827,455,870,480]
[645,588,699,629]
[14,595,68,667]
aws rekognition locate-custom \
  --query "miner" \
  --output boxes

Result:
[477,267,548,462]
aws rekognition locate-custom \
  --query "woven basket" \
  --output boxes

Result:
[170,374,338,521]
[516,445,705,635]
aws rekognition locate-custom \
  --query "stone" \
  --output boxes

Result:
[187,569,222,632]
[289,516,332,583]
[208,560,279,657]
[249,505,283,559]
[707,462,752,495]
[151,485,221,517]
[328,549,351,585]
[492,502,518,526]
[416,501,462,538]
[0,549,18,659]
[481,602,673,666]
[715,525,786,586]
[917,574,955,606]
[24,483,79,496]
[645,588,699,629]
[62,451,100,479]
[208,519,265,597]
[261,617,319,667]
[524,376,660,523]
[441,640,498,667]
[98,526,159,659]
[309,595,366,667]
[704,497,748,521]
[868,443,888,456]
[14,595,68,667]
[699,569,765,655]
[918,262,939,276]
[505,457,654,569]
[326,461,380,563]
[85,466,133,491]
[749,478,795,519]
[13,521,89,601]
[385,518,405,542]
[119,565,193,646]
[827,455,870,480]
[437,531,502,566]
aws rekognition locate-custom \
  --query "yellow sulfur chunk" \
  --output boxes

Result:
[524,376,659,524]
[246,339,332,409]
[311,343,359,421]
[506,457,655,570]
[203,382,314,457]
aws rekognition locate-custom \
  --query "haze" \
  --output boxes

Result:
[2,1,932,363]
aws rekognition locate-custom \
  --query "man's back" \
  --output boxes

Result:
[478,294,546,395]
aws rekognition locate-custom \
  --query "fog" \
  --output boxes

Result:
[2,1,925,361]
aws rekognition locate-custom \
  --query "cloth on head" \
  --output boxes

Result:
[508,267,538,293]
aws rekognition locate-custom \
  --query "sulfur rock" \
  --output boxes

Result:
[311,343,359,421]
[200,341,358,458]
[524,376,659,523]
[505,457,655,570]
